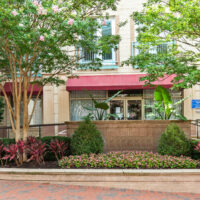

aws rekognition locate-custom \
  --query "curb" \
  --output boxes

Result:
[0,168,200,175]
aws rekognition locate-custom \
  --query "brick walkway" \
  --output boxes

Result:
[0,180,199,200]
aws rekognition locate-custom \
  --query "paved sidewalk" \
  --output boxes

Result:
[0,180,199,200]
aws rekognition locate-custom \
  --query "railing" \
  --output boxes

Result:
[132,41,174,57]
[191,119,200,139]
[79,47,119,69]
[0,123,66,139]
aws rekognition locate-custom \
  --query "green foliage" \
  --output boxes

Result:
[189,139,200,160]
[146,85,187,120]
[0,138,15,146]
[40,136,71,161]
[84,90,122,120]
[158,123,191,156]
[0,0,120,139]
[71,117,104,155]
[0,136,71,161]
[125,0,200,89]
[59,151,200,169]
[0,97,4,122]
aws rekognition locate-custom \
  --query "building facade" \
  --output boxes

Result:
[1,0,199,132]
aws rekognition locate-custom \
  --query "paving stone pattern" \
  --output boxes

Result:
[0,180,199,200]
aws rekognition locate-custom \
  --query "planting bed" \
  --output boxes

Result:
[1,161,59,169]
[59,151,200,169]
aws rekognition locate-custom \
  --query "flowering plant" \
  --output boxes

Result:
[0,0,120,143]
[59,151,200,169]
[195,142,200,153]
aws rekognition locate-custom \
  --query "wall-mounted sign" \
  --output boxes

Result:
[192,99,200,109]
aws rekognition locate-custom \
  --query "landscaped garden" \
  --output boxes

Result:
[0,118,200,169]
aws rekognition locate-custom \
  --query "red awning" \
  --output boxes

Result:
[2,82,43,96]
[66,74,175,91]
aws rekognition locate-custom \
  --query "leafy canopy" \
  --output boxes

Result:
[0,0,120,86]
[125,0,200,89]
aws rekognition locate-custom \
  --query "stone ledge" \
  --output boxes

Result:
[0,168,200,175]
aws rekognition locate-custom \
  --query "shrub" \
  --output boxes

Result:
[0,138,15,146]
[40,136,71,161]
[71,118,104,155]
[195,142,200,152]
[0,141,3,166]
[158,123,190,157]
[26,139,46,165]
[59,151,200,169]
[3,140,25,166]
[190,139,200,160]
[49,139,68,161]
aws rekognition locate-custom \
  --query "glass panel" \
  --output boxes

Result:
[144,98,156,120]
[108,90,143,97]
[70,100,93,121]
[102,21,112,36]
[127,100,141,120]
[102,21,112,60]
[144,89,182,98]
[83,50,95,61]
[110,100,124,120]
[144,98,183,120]
[157,43,168,54]
[29,98,43,125]
[70,90,106,99]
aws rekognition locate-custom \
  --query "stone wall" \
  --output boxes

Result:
[66,120,192,152]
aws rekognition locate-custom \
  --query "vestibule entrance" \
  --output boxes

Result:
[110,99,143,120]
[108,90,143,120]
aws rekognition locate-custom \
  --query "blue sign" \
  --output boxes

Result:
[192,99,200,108]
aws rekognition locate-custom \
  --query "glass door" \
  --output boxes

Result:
[110,100,124,120]
[127,100,142,120]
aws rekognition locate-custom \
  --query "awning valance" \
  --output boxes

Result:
[66,74,175,91]
[1,82,43,96]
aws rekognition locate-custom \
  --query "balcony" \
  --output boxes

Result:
[78,48,119,70]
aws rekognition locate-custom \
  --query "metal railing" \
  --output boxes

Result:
[191,119,200,139]
[0,123,66,139]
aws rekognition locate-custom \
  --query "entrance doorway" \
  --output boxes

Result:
[110,98,143,120]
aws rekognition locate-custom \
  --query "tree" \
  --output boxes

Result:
[0,97,5,122]
[0,0,120,142]
[125,0,200,89]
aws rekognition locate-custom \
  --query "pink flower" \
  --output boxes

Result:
[33,0,39,6]
[52,5,59,14]
[42,9,47,15]
[67,18,74,26]
[102,21,107,26]
[37,5,47,15]
[11,10,18,16]
[39,36,44,41]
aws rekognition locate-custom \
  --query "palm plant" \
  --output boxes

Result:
[147,85,188,120]
[83,90,122,120]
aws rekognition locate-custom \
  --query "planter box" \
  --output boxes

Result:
[65,120,192,152]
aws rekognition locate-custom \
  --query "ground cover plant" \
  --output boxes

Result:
[59,151,200,169]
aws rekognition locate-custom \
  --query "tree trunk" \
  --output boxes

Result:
[23,77,29,142]
[15,100,21,142]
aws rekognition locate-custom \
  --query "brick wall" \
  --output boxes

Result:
[66,120,192,152]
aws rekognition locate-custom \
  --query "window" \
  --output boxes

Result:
[70,91,106,121]
[79,18,118,69]
[20,97,43,125]
[144,89,183,120]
